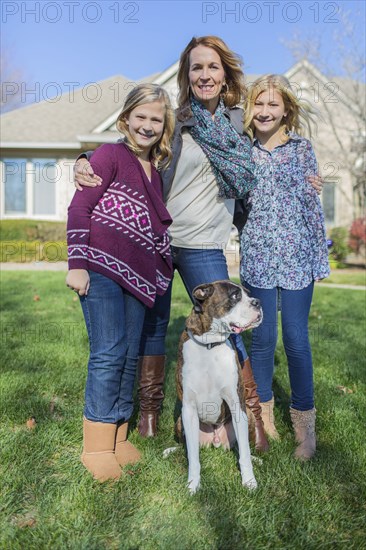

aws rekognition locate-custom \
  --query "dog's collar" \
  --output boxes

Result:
[186,328,231,350]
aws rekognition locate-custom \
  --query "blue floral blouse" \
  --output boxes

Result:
[240,133,330,290]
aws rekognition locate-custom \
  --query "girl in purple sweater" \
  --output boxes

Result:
[66,84,174,481]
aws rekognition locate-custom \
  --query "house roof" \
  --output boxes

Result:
[1,60,363,151]
[1,74,132,146]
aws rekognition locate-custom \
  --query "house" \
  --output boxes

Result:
[1,60,364,231]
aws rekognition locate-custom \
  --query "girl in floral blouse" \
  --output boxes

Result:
[240,74,330,460]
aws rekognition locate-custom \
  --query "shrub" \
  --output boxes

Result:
[0,241,67,262]
[328,226,350,263]
[348,217,366,255]
[0,220,66,242]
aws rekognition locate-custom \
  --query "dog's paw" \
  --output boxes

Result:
[187,478,200,495]
[242,476,257,491]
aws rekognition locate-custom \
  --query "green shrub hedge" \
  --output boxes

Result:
[328,226,350,265]
[0,241,67,262]
[0,219,66,242]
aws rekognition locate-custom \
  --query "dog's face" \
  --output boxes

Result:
[192,280,262,336]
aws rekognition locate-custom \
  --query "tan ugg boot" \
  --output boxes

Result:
[114,422,141,467]
[290,407,316,460]
[260,397,280,440]
[81,418,121,481]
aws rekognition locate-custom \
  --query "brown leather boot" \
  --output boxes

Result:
[137,355,165,437]
[290,407,316,460]
[81,418,121,482]
[242,358,269,453]
[115,422,141,467]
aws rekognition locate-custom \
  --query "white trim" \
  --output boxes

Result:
[0,161,4,218]
[153,61,180,86]
[91,109,122,134]
[0,158,60,220]
[285,60,327,84]
[77,133,118,143]
[26,161,33,217]
[0,213,61,221]
[0,142,80,149]
[55,160,61,220]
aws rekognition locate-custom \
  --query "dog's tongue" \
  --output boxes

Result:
[230,324,245,334]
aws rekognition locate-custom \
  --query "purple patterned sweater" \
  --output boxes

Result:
[67,143,173,307]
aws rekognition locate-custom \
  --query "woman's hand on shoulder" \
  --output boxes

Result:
[308,174,323,195]
[74,159,102,191]
[66,269,90,296]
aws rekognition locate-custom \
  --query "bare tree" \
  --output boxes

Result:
[1,47,27,113]
[282,7,366,220]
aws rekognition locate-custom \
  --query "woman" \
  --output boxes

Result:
[137,37,271,452]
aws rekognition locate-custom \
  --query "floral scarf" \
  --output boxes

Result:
[189,97,257,198]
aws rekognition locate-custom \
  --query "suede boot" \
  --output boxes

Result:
[137,355,165,437]
[81,418,121,481]
[290,407,316,460]
[242,358,269,452]
[260,397,280,440]
[115,422,141,467]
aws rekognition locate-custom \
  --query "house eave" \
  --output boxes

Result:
[77,134,118,144]
[0,142,81,149]
[152,61,180,86]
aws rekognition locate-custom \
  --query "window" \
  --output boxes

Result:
[4,159,26,214]
[2,158,57,217]
[33,159,56,215]
[322,181,335,225]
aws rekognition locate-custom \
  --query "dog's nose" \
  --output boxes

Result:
[251,298,261,308]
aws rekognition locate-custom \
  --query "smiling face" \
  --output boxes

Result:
[188,45,226,113]
[252,88,287,140]
[125,100,165,158]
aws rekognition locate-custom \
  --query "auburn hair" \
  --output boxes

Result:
[177,36,246,119]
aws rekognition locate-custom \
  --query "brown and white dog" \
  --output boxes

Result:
[176,280,263,494]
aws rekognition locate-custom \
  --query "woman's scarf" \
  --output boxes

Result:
[189,97,257,198]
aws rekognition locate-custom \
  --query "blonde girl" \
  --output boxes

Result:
[66,84,174,481]
[240,74,330,460]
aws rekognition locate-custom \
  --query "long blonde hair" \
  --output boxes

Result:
[244,74,318,141]
[116,84,175,168]
[177,36,246,118]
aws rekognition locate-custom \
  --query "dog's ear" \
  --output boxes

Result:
[192,284,214,312]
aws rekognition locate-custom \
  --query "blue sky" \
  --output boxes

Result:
[2,0,365,95]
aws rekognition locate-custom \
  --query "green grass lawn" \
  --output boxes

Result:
[318,269,366,286]
[1,272,365,549]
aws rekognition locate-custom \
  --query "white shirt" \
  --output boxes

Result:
[165,131,234,249]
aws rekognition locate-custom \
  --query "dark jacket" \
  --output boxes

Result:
[161,106,245,196]
[161,105,249,231]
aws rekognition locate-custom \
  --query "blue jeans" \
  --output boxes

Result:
[140,247,248,363]
[243,281,314,411]
[80,271,146,423]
